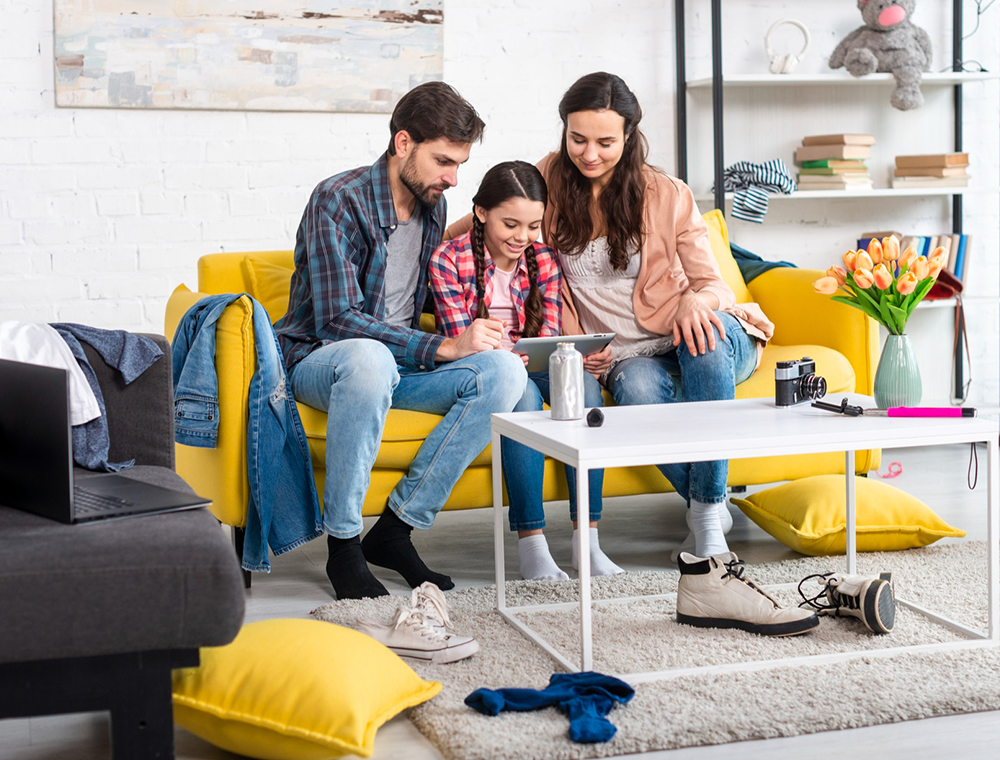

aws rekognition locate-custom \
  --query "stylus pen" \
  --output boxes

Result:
[865,407,978,418]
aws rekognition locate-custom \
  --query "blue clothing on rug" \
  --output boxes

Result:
[51,323,163,472]
[465,671,635,744]
[729,242,796,284]
[171,294,322,572]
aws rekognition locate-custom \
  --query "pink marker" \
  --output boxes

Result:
[873,407,977,418]
[811,399,978,418]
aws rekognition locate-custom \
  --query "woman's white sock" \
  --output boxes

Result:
[671,502,733,562]
[518,534,569,581]
[687,499,730,558]
[572,527,625,576]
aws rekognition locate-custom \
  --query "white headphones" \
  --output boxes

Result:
[765,19,810,74]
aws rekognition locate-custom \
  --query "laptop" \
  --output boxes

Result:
[0,357,210,524]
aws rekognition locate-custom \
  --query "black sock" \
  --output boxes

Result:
[361,508,454,590]
[326,535,389,600]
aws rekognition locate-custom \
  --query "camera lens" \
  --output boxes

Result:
[799,374,827,400]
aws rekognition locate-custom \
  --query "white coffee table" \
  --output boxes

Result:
[490,395,999,682]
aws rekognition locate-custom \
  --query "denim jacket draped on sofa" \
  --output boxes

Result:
[171,294,322,571]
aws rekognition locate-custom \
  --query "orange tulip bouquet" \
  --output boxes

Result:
[812,235,949,335]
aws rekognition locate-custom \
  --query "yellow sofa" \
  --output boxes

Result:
[163,210,880,533]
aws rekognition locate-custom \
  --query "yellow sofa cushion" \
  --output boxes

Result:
[736,344,855,400]
[166,284,255,528]
[172,619,441,760]
[702,208,753,303]
[730,474,965,556]
[244,254,295,323]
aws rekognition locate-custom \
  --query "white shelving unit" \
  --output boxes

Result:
[687,72,999,89]
[674,0,996,405]
[695,187,1000,202]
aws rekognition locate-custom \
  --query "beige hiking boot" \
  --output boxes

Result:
[798,571,895,634]
[676,552,820,637]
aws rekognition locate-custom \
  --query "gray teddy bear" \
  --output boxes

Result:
[829,0,932,110]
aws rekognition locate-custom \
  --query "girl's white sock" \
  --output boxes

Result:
[518,534,569,581]
[671,502,733,562]
[572,527,625,576]
[687,499,730,558]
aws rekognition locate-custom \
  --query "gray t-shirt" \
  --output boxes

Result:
[383,214,424,326]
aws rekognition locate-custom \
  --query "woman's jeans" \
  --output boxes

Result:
[502,370,605,531]
[289,339,527,538]
[604,313,757,506]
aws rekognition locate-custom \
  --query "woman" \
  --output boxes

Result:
[541,72,773,560]
[431,161,620,581]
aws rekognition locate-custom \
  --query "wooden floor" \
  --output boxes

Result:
[3,443,999,759]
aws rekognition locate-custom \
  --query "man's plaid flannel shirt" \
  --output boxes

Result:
[276,154,446,372]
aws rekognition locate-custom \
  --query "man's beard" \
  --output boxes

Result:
[400,154,447,207]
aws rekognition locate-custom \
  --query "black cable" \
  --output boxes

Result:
[968,442,978,490]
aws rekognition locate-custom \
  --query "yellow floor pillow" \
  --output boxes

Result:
[172,618,441,760]
[731,474,965,555]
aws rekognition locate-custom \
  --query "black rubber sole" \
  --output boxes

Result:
[676,611,820,637]
[862,580,896,634]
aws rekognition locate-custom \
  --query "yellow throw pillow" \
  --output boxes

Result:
[701,209,752,303]
[244,255,294,323]
[172,619,441,760]
[730,474,965,556]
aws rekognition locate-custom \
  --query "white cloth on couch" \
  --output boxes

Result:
[0,321,101,425]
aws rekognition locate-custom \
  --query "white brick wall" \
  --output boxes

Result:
[0,0,997,406]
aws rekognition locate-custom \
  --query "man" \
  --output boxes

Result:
[276,82,526,600]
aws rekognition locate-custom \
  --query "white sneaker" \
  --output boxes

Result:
[798,571,895,634]
[670,503,734,563]
[410,581,453,630]
[356,582,479,664]
[676,552,819,637]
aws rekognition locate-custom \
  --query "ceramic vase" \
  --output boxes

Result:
[873,334,922,409]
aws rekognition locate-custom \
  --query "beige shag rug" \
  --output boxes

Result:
[311,541,1000,760]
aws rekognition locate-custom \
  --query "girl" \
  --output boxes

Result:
[430,161,621,581]
[541,72,774,560]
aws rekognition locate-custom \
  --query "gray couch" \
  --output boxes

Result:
[0,334,246,760]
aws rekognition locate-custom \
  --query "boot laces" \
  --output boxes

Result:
[797,573,859,615]
[721,557,781,609]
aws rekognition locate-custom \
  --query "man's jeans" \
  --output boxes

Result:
[503,371,605,531]
[289,339,527,537]
[604,313,758,505]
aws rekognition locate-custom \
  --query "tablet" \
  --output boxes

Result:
[513,333,615,373]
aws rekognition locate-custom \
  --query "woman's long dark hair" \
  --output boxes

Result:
[548,72,649,271]
[471,161,548,338]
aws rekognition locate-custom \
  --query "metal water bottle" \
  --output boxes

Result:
[549,342,585,420]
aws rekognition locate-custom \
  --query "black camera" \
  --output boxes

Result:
[775,357,827,407]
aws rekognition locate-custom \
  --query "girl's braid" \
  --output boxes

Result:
[471,214,490,320]
[521,243,543,338]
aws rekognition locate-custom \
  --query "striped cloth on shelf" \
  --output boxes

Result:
[714,159,796,223]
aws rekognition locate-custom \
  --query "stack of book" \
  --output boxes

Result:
[892,153,970,188]
[857,231,972,281]
[794,134,874,191]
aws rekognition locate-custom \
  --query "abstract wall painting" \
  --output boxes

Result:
[53,1,443,113]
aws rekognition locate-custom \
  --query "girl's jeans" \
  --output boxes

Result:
[503,370,605,531]
[604,313,758,506]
